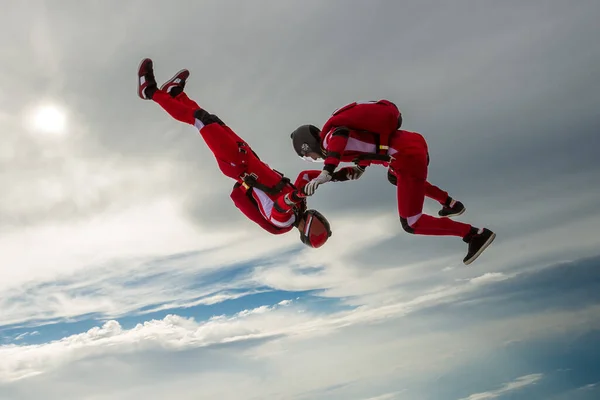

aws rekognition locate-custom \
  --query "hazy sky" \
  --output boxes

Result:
[1,1,600,399]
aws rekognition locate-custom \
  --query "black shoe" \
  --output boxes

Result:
[160,69,190,97]
[137,58,157,100]
[439,197,465,218]
[463,227,496,265]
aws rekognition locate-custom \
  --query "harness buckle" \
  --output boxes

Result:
[241,172,258,181]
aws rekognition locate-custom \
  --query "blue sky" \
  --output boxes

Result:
[1,0,600,399]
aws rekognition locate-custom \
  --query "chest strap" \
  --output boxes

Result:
[240,172,291,195]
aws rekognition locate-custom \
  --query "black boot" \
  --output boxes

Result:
[439,196,466,218]
[463,227,496,265]
[137,58,158,100]
[160,69,190,97]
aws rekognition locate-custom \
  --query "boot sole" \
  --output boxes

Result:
[463,232,496,265]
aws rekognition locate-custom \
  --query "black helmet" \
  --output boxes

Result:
[290,125,324,161]
[297,209,332,248]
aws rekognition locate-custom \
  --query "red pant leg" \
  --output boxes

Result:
[392,135,471,238]
[153,90,248,180]
[425,182,449,204]
[175,92,201,109]
[173,92,246,144]
[152,90,196,125]
[173,93,246,144]
[198,125,245,170]
[198,121,282,187]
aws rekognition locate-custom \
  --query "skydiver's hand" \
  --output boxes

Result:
[314,170,333,184]
[345,165,365,180]
[303,170,332,196]
[303,179,321,196]
[331,165,365,181]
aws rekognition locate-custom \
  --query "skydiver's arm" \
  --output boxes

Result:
[322,127,350,175]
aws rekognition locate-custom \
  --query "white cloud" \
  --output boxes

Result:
[578,382,599,390]
[2,302,598,400]
[0,208,418,328]
[362,391,407,400]
[0,198,224,287]
[458,373,544,400]
[13,332,40,341]
[3,291,600,389]
[468,273,509,285]
[0,301,310,384]
[0,188,305,328]
[2,201,599,330]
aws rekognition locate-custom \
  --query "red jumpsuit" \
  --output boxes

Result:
[151,89,318,234]
[319,100,472,238]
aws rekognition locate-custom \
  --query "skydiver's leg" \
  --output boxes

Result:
[389,144,464,217]
[389,169,464,216]
[423,152,466,217]
[152,90,249,178]
[138,59,247,179]
[394,153,473,238]
[151,89,197,125]
[390,130,495,263]
[422,152,449,204]
[394,152,496,264]
[425,181,466,217]
[175,92,200,109]
[424,181,448,204]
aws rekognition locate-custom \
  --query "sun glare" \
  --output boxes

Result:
[30,104,68,135]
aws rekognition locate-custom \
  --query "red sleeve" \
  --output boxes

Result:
[263,170,318,220]
[230,185,292,235]
[293,170,322,188]
[322,127,350,174]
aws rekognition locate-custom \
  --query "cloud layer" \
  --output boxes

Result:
[2,1,600,399]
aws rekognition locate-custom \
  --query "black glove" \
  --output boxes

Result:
[332,165,365,182]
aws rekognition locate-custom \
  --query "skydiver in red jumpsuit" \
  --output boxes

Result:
[290,100,496,264]
[137,58,354,248]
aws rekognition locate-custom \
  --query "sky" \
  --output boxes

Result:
[1,0,600,399]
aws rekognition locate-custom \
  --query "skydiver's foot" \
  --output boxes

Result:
[137,58,157,100]
[462,227,496,265]
[160,69,190,98]
[439,197,465,218]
